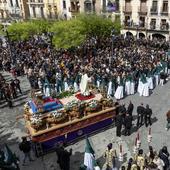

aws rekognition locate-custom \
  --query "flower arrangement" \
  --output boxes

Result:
[30,117,43,126]
[57,91,74,99]
[89,100,98,109]
[51,111,63,119]
[64,100,79,110]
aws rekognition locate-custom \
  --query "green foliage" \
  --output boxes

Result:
[0,24,5,36]
[113,15,121,34]
[29,19,51,33]
[7,20,51,41]
[57,91,74,99]
[78,14,115,38]
[6,15,121,48]
[50,19,86,49]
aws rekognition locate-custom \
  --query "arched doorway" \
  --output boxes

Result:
[139,32,145,38]
[126,31,133,37]
[152,33,166,40]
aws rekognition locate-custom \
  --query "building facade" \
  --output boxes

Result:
[120,0,170,40]
[27,0,119,19]
[0,0,21,21]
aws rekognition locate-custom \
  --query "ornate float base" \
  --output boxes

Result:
[27,108,116,156]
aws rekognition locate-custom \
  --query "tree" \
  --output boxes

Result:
[7,20,51,41]
[50,19,86,49]
[113,15,121,34]
[78,14,115,38]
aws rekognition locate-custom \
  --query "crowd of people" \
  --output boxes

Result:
[115,101,153,137]
[0,73,22,107]
[0,35,170,103]
[0,34,170,169]
[103,143,169,170]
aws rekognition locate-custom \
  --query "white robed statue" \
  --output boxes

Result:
[80,73,91,96]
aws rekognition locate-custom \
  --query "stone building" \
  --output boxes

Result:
[119,0,170,40]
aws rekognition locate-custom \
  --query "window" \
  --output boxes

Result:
[139,16,145,27]
[63,0,66,9]
[162,1,168,12]
[161,19,167,30]
[151,1,158,12]
[10,0,13,7]
[40,6,44,17]
[70,2,76,11]
[16,0,19,7]
[84,0,92,12]
[32,6,36,17]
[150,19,156,29]
[125,15,131,26]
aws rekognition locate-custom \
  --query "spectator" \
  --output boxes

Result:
[19,137,33,166]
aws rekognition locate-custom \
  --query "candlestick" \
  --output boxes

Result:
[137,131,140,140]
[149,127,151,135]
[120,144,122,153]
[135,137,137,146]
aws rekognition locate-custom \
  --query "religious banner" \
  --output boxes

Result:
[107,0,117,12]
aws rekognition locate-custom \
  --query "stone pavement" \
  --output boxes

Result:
[0,71,170,170]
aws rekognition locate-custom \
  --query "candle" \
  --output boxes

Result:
[149,127,151,135]
[135,137,137,146]
[137,132,140,141]
[120,144,122,153]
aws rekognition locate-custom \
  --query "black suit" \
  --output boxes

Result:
[127,103,134,116]
[144,107,152,127]
[116,114,123,137]
[56,146,72,170]
[124,115,133,136]
[136,105,145,127]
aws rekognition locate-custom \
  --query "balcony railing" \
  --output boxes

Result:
[138,6,147,15]
[123,5,132,14]
[123,22,170,32]
[149,24,169,31]
[160,24,169,31]
[160,10,169,16]
[150,8,158,15]
[123,22,147,30]
[69,8,80,13]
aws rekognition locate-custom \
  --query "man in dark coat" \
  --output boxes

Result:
[127,101,134,116]
[124,113,133,136]
[159,146,169,170]
[115,112,123,137]
[144,104,152,127]
[136,103,145,127]
[19,137,33,165]
[56,143,72,170]
[118,103,126,119]
[14,78,22,94]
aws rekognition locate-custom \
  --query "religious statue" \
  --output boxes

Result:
[79,73,91,96]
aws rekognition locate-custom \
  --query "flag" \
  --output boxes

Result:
[84,138,95,170]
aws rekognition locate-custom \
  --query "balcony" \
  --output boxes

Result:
[138,6,147,15]
[160,23,169,31]
[69,8,80,16]
[160,10,169,16]
[123,22,147,31]
[150,8,158,15]
[149,24,169,32]
[123,5,132,14]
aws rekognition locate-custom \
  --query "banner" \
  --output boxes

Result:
[107,0,117,12]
